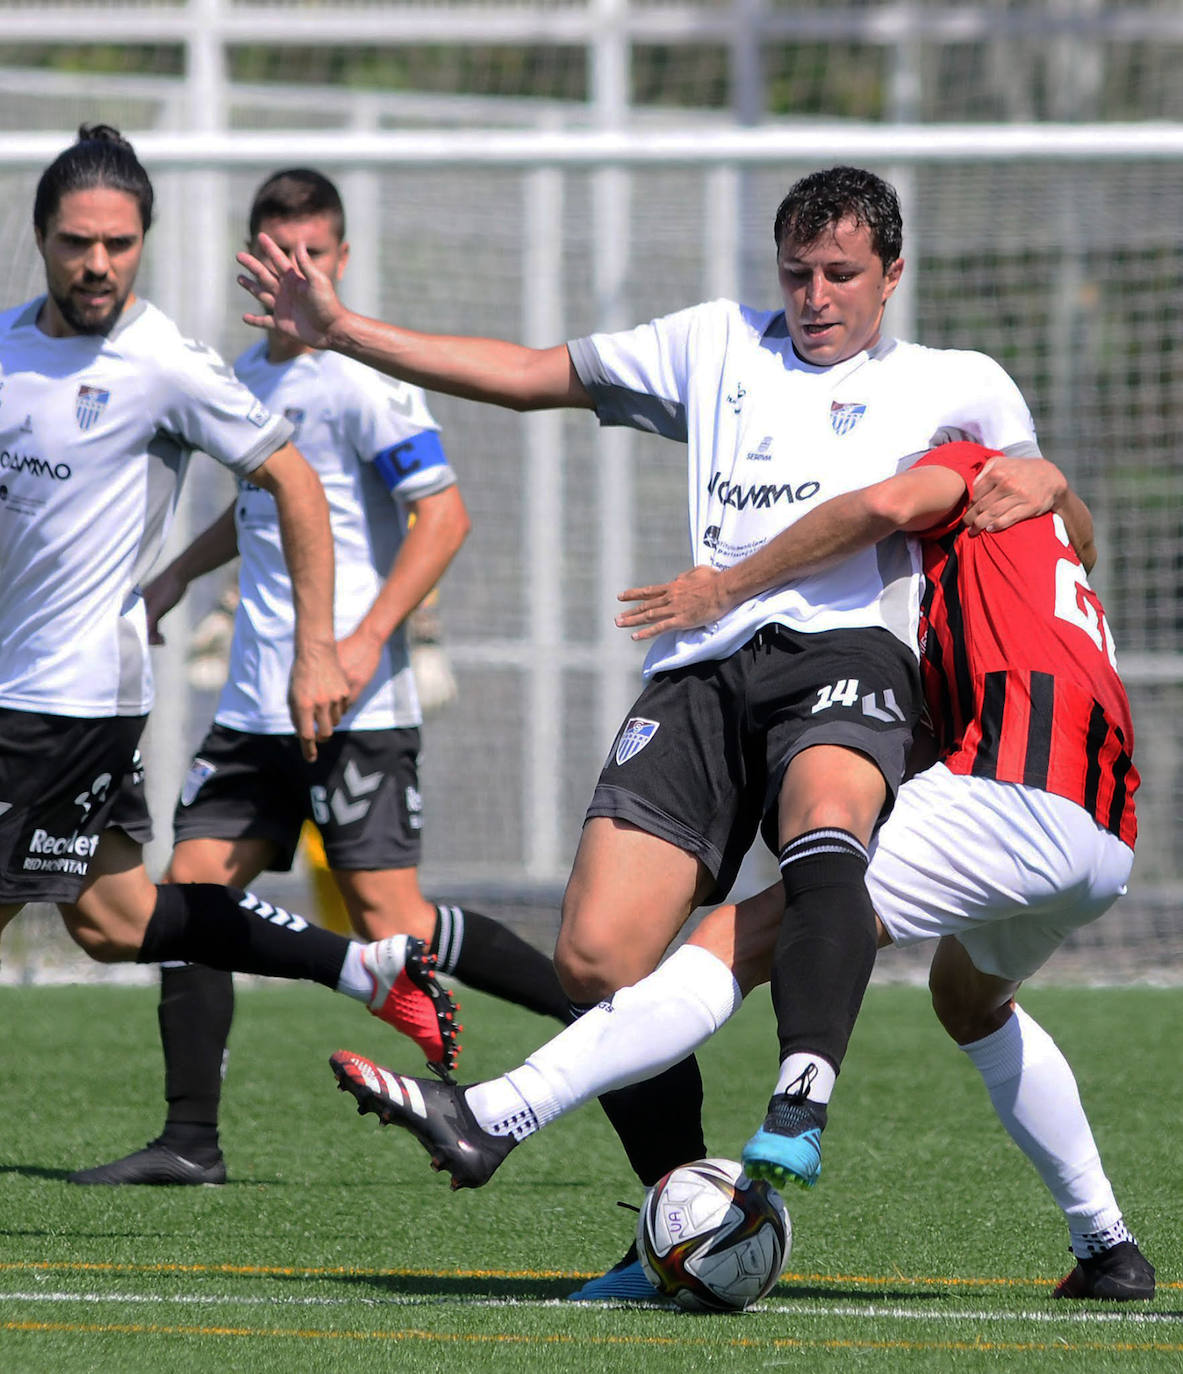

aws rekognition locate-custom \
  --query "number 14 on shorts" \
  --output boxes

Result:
[811,679,907,722]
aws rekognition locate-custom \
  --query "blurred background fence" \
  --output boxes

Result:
[1,1,1180,982]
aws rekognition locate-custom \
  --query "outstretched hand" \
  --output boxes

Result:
[237,232,345,349]
[615,566,727,641]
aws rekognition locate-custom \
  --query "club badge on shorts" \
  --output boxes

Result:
[180,757,217,807]
[615,717,660,766]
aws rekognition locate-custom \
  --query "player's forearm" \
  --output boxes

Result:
[712,490,898,613]
[324,313,589,413]
[160,501,239,588]
[252,446,337,650]
[352,493,471,648]
[1057,488,1097,573]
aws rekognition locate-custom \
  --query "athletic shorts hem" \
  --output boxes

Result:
[585,784,724,880]
[171,814,300,872]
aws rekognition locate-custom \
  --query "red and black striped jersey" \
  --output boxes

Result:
[915,442,1138,847]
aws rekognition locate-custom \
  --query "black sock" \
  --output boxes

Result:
[772,828,878,1070]
[561,998,707,1187]
[430,905,572,1023]
[597,1056,708,1187]
[138,884,349,988]
[156,963,234,1159]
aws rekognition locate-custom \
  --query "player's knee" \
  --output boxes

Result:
[929,979,974,1042]
[65,920,132,964]
[552,926,631,1003]
[929,974,1011,1046]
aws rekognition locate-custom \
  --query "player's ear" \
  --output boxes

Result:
[335,240,350,281]
[882,256,904,301]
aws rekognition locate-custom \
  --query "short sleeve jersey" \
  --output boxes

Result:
[915,442,1138,846]
[569,299,1040,678]
[220,345,455,733]
[0,297,292,717]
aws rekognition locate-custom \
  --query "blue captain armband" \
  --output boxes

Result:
[373,429,448,494]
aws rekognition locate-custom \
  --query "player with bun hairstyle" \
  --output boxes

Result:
[0,128,462,1140]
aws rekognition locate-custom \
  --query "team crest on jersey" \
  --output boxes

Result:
[75,385,110,431]
[615,717,660,766]
[829,400,867,436]
[283,407,305,439]
[246,399,272,428]
[181,757,217,807]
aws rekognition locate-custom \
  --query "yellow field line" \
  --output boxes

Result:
[4,1319,1183,1354]
[0,1259,1178,1292]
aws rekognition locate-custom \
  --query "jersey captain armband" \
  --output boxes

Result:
[373,430,453,501]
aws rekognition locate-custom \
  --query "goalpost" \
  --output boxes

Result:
[0,123,1180,982]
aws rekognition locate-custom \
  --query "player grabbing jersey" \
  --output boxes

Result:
[235,165,1060,1281]
[330,440,1152,1302]
[0,129,461,1146]
[68,168,574,1187]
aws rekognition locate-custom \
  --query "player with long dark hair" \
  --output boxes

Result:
[0,128,459,1122]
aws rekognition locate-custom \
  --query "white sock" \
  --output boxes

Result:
[774,1054,836,1103]
[335,936,408,1003]
[962,1003,1124,1252]
[464,944,742,1138]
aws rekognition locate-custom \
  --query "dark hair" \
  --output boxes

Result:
[773,166,902,268]
[248,168,346,242]
[33,123,154,236]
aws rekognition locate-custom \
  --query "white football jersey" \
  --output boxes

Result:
[570,299,1040,677]
[0,297,292,717]
[218,345,455,733]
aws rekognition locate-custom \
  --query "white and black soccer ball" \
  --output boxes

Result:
[637,1157,791,1312]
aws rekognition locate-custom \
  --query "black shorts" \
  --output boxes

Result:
[172,724,424,872]
[0,708,152,904]
[586,624,921,903]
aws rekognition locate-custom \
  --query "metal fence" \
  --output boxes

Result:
[0,2,1179,981]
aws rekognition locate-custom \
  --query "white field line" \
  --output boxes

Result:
[1,1289,1181,1327]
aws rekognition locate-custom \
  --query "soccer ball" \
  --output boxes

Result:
[636,1157,791,1312]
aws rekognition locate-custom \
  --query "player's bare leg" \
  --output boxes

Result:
[333,865,436,942]
[555,817,709,1001]
[929,936,1154,1300]
[59,828,158,959]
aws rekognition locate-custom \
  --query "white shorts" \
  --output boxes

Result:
[867,763,1134,982]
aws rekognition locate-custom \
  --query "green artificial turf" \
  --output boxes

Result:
[0,980,1179,1372]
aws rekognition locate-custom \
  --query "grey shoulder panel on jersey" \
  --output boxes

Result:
[11,299,44,331]
[567,335,687,442]
[867,336,899,361]
[926,424,1042,459]
[106,299,150,342]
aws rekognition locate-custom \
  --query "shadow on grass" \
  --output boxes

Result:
[0,1162,75,1182]
[283,1269,578,1301]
